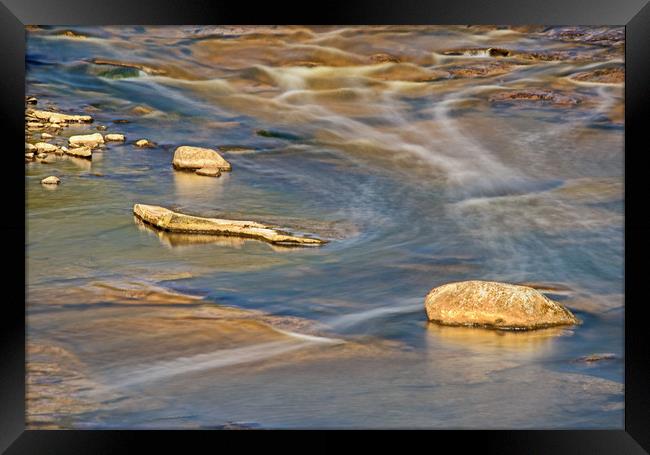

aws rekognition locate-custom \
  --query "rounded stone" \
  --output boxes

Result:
[424,280,579,330]
[41,176,61,185]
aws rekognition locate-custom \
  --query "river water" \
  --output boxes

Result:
[26,26,624,429]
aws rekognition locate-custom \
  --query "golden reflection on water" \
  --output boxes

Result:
[172,168,228,208]
[426,321,571,355]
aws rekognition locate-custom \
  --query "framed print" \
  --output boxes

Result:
[2,0,650,452]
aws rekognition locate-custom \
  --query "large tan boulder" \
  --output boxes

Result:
[69,133,104,148]
[133,204,325,246]
[172,146,231,171]
[424,280,579,330]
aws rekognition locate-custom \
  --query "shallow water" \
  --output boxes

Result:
[26,25,624,429]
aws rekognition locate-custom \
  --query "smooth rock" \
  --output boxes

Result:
[41,132,53,139]
[64,146,92,159]
[34,142,58,153]
[27,122,44,129]
[40,154,57,164]
[172,146,231,171]
[26,143,36,152]
[41,176,60,185]
[36,153,47,159]
[25,153,35,160]
[424,280,579,330]
[104,133,125,142]
[195,167,221,177]
[135,139,154,148]
[69,133,104,148]
[26,96,38,104]
[133,204,326,246]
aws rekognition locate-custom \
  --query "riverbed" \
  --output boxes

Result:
[26,25,624,429]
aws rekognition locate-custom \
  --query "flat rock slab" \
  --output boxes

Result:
[27,109,93,123]
[172,146,231,171]
[34,142,58,153]
[425,280,579,330]
[133,204,326,246]
[64,146,92,159]
[569,67,624,84]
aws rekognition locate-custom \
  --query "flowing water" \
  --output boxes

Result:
[26,26,624,429]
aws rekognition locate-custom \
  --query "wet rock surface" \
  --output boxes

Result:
[424,280,580,330]
[569,67,624,84]
[172,146,232,171]
[40,176,61,185]
[489,89,581,106]
[133,204,327,246]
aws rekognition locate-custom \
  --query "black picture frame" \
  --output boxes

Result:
[2,0,649,452]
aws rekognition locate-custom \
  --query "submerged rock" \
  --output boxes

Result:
[133,204,326,246]
[40,154,57,164]
[104,133,126,142]
[447,61,516,79]
[40,132,53,140]
[442,47,512,57]
[489,90,581,106]
[255,130,303,141]
[89,58,167,76]
[569,67,624,84]
[41,176,60,185]
[424,280,579,330]
[369,53,401,64]
[69,133,104,148]
[574,353,618,363]
[195,167,221,177]
[172,146,231,171]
